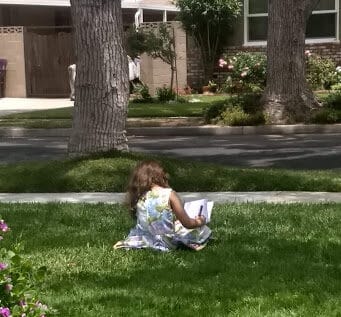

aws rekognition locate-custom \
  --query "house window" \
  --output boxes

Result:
[244,0,339,44]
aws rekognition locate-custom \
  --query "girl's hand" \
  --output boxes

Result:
[195,215,206,227]
[170,191,206,229]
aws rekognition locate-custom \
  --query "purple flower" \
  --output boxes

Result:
[19,301,27,309]
[0,263,7,270]
[0,307,11,317]
[0,220,9,232]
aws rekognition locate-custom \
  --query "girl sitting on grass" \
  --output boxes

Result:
[114,160,211,251]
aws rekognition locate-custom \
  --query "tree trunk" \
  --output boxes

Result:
[263,0,321,124]
[68,0,129,157]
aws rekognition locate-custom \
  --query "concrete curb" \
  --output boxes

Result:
[0,192,341,204]
[1,123,341,138]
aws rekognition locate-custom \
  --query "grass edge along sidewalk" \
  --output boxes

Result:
[1,191,341,204]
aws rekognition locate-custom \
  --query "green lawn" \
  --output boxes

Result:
[1,202,340,316]
[0,96,228,129]
[0,151,340,192]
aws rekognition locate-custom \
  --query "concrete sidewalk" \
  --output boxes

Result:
[0,98,73,116]
[1,124,341,138]
[0,192,341,204]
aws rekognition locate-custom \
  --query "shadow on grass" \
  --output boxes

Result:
[0,150,340,192]
[45,238,341,316]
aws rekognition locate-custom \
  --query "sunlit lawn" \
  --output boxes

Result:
[0,93,333,129]
[0,95,228,129]
[1,202,340,316]
[0,103,207,129]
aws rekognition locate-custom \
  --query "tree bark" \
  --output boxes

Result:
[68,0,129,156]
[263,0,321,124]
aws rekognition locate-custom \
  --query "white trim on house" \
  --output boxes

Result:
[0,0,179,11]
[244,0,340,46]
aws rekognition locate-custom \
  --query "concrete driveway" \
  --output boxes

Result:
[0,98,73,116]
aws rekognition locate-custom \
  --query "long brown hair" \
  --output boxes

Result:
[126,160,169,216]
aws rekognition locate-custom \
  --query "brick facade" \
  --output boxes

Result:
[186,41,341,90]
[186,36,204,91]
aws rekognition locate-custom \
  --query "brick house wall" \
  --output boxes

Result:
[187,42,341,90]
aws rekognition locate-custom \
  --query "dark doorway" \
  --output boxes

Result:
[24,26,74,97]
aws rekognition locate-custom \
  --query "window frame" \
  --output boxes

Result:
[243,0,340,46]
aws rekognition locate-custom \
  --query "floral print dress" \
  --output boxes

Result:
[114,187,212,251]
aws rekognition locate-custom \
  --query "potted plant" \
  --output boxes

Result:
[208,80,218,93]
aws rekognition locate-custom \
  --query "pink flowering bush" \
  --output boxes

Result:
[219,50,339,93]
[0,218,56,317]
[219,52,266,93]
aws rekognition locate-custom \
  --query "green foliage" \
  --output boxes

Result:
[156,86,176,103]
[331,83,341,91]
[203,99,229,122]
[131,84,153,103]
[220,106,265,126]
[324,90,341,110]
[312,88,341,123]
[0,219,56,316]
[306,54,337,90]
[204,93,264,125]
[219,51,339,94]
[175,0,242,82]
[143,24,176,67]
[311,108,341,124]
[230,93,263,113]
[220,105,250,126]
[126,23,177,90]
[125,27,148,58]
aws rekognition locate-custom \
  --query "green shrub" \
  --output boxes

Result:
[324,91,341,110]
[311,108,341,124]
[204,93,264,125]
[203,99,230,123]
[220,106,265,126]
[230,93,263,114]
[306,53,337,90]
[220,106,251,126]
[156,86,176,103]
[249,111,266,125]
[331,83,341,91]
[131,84,153,103]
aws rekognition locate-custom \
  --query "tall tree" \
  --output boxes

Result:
[68,0,129,157]
[175,0,241,86]
[263,0,321,124]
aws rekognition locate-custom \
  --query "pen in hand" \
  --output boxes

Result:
[198,205,203,217]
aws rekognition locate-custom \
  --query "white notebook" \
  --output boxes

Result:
[184,199,214,223]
